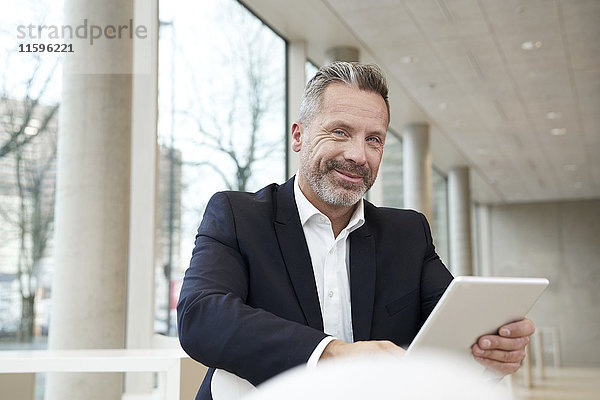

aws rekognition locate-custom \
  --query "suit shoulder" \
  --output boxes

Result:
[364,201,425,224]
[207,183,280,218]
[215,183,279,202]
[363,202,433,241]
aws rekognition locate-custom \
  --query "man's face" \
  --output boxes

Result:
[292,83,389,209]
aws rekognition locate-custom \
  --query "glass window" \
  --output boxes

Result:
[432,169,450,265]
[305,60,319,84]
[1,0,63,348]
[157,0,287,335]
[381,130,403,208]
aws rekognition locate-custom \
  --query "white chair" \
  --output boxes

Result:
[211,368,256,399]
[243,352,511,400]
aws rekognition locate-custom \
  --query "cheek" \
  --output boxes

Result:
[311,140,340,161]
[367,150,383,172]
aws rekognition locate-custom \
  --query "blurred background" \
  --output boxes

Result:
[0,0,598,399]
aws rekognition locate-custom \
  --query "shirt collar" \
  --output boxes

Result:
[294,174,365,233]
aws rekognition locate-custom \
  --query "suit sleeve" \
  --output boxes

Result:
[177,192,328,386]
[418,212,454,323]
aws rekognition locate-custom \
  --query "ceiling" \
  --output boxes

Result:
[241,0,600,204]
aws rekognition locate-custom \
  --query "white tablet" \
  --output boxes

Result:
[406,276,549,360]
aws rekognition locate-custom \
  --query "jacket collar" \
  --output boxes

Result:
[273,177,324,331]
[349,219,376,341]
[273,176,376,340]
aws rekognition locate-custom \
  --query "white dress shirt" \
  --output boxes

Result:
[210,178,366,394]
[294,177,365,364]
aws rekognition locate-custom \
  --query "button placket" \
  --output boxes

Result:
[323,232,336,332]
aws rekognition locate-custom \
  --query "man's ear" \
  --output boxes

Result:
[291,122,304,153]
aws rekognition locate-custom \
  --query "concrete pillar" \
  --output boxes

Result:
[125,0,158,395]
[474,204,492,276]
[325,46,360,64]
[403,123,432,221]
[46,1,134,399]
[287,41,307,178]
[448,166,473,276]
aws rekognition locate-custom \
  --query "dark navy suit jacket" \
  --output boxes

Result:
[177,177,453,399]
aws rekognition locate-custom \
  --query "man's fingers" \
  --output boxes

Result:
[498,318,535,337]
[472,344,526,363]
[470,318,535,377]
[474,356,522,376]
[477,334,530,351]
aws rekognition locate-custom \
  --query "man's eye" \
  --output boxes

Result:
[333,130,345,136]
[367,137,382,144]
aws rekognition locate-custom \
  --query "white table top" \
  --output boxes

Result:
[0,348,189,374]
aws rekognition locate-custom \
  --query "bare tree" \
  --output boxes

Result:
[0,55,59,341]
[15,129,56,340]
[176,1,285,192]
[154,2,285,334]
[0,57,59,159]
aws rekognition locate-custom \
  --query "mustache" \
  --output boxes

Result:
[325,159,371,180]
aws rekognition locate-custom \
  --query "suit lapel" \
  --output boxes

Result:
[349,223,376,341]
[273,178,324,331]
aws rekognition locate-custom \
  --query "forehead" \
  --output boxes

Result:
[317,83,389,131]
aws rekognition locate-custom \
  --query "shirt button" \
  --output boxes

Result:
[320,216,327,223]
[328,291,334,298]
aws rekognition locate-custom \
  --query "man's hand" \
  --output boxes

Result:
[471,318,535,376]
[320,339,405,361]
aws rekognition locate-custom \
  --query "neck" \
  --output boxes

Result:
[297,174,358,238]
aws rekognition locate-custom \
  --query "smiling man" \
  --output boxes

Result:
[294,82,386,228]
[177,62,534,400]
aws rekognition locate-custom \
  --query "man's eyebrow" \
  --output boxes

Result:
[323,120,354,131]
[324,120,386,135]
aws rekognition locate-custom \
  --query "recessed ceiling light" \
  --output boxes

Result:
[439,102,448,110]
[546,111,562,119]
[521,40,542,50]
[400,55,418,64]
[551,128,567,136]
[475,148,488,155]
[563,164,577,172]
[574,182,583,189]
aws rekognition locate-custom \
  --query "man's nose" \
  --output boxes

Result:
[344,138,368,165]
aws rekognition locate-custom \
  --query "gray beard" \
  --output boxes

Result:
[300,149,373,207]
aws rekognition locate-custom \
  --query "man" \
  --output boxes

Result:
[178,62,534,400]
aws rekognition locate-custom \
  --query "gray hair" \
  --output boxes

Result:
[298,62,390,127]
